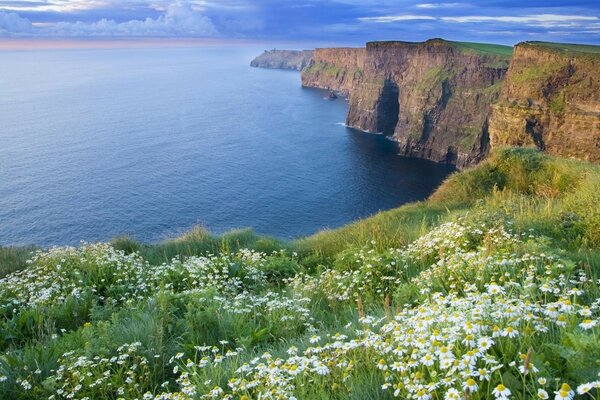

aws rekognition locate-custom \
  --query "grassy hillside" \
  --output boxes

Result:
[451,40,514,57]
[527,41,600,57]
[1,148,599,399]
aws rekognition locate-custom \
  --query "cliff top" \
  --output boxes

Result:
[365,38,513,57]
[519,41,600,58]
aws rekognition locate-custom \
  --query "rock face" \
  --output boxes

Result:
[301,48,366,96]
[250,49,314,71]
[489,42,600,163]
[301,39,511,168]
[255,40,600,167]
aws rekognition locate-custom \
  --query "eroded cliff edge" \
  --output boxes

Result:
[302,39,511,168]
[250,49,314,71]
[489,42,600,163]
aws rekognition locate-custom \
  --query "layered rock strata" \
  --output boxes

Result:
[489,42,600,163]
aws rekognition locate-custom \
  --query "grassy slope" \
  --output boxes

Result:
[1,148,600,399]
[450,40,514,57]
[526,41,600,56]
[299,147,600,258]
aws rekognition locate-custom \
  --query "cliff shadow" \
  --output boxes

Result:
[376,78,400,135]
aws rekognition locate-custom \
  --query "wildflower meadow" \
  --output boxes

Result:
[1,148,599,399]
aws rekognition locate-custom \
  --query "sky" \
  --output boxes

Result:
[0,0,599,46]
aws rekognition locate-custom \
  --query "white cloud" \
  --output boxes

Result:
[0,1,219,37]
[358,15,437,23]
[0,11,32,36]
[416,3,467,9]
[357,13,599,31]
[442,14,599,28]
[49,1,217,37]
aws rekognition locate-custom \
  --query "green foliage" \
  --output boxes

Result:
[259,254,301,283]
[2,148,600,399]
[549,95,567,115]
[511,61,565,84]
[416,66,456,91]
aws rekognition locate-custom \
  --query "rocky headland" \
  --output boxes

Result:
[250,49,314,71]
[252,39,600,168]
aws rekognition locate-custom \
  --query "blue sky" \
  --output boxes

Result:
[0,0,599,45]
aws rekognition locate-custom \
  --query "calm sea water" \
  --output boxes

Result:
[0,46,453,246]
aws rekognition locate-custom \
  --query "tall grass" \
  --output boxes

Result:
[0,246,35,278]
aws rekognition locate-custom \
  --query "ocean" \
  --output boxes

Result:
[0,45,453,246]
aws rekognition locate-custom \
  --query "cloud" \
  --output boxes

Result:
[441,14,599,28]
[0,1,219,37]
[358,15,437,23]
[416,3,468,9]
[358,13,599,30]
[0,10,32,35]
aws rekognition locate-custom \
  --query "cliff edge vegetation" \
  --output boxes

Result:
[2,148,600,399]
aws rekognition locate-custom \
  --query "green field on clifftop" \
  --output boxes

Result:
[450,40,514,56]
[528,41,600,56]
[1,148,600,399]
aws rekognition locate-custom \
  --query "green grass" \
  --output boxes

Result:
[415,66,456,91]
[300,147,600,254]
[450,40,514,57]
[303,61,345,78]
[0,246,35,278]
[510,61,565,84]
[1,148,600,399]
[111,227,286,266]
[549,95,567,115]
[527,41,600,56]
[367,39,513,58]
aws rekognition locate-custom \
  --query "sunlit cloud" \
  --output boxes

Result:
[0,0,115,12]
[0,1,218,37]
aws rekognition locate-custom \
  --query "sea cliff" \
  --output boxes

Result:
[253,39,600,167]
[250,49,314,71]
[488,42,600,163]
[301,39,510,167]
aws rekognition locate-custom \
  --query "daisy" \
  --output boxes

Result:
[445,388,461,400]
[537,388,549,399]
[577,383,594,395]
[579,319,597,330]
[493,383,511,399]
[554,383,574,400]
[463,378,478,393]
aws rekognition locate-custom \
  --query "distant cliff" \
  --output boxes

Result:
[302,39,511,167]
[489,42,600,163]
[250,49,314,71]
